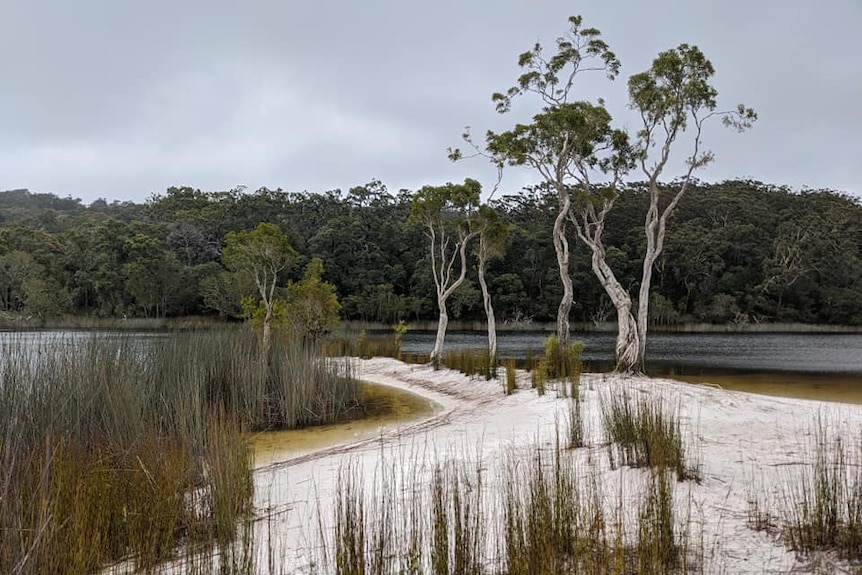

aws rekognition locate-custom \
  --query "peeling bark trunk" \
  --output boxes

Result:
[478,260,497,360]
[615,309,640,374]
[584,238,641,373]
[430,305,448,363]
[553,193,573,345]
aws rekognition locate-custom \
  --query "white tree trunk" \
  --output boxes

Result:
[636,255,655,373]
[636,197,664,374]
[262,302,273,350]
[478,262,497,360]
[430,305,448,363]
[582,236,641,373]
[553,194,573,345]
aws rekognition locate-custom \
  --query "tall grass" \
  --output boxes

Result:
[322,440,700,574]
[326,326,406,360]
[540,336,584,381]
[441,348,495,381]
[0,328,359,574]
[779,415,862,560]
[504,359,517,395]
[531,336,583,397]
[601,390,700,482]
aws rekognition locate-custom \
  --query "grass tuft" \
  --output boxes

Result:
[779,414,862,560]
[601,390,700,482]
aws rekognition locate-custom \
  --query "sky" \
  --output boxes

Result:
[1,0,860,204]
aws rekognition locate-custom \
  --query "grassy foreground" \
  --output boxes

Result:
[0,329,359,574]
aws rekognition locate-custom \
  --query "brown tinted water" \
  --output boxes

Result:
[250,382,438,467]
[673,372,862,405]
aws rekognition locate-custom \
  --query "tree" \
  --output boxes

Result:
[459,15,756,370]
[627,46,755,370]
[410,179,481,362]
[571,44,755,372]
[222,223,297,348]
[453,15,621,345]
[285,257,341,343]
[474,205,511,361]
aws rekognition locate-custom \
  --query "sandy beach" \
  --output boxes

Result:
[248,357,862,574]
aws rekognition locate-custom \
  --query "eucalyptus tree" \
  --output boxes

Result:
[626,46,756,370]
[222,223,297,348]
[285,257,341,344]
[410,179,481,362]
[568,46,755,372]
[474,205,511,361]
[453,15,621,345]
[456,13,756,371]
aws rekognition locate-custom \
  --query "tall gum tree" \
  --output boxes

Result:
[629,45,756,372]
[410,179,481,362]
[572,44,756,373]
[453,15,621,345]
[474,205,511,361]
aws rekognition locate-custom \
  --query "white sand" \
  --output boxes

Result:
[250,358,862,574]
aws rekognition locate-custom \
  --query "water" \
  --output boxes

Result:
[399,331,862,374]
[6,328,862,402]
[250,382,438,466]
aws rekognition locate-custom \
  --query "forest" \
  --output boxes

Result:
[0,179,860,327]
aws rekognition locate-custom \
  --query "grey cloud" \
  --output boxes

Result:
[1,0,860,202]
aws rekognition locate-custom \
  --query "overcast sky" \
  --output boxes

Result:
[2,0,860,204]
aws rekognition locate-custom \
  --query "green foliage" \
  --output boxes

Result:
[541,335,584,381]
[285,257,342,342]
[0,179,858,326]
[223,222,296,285]
[392,320,408,355]
[242,295,289,330]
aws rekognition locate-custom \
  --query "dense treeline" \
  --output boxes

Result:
[0,180,859,326]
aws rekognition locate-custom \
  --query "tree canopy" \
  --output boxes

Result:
[0,181,858,328]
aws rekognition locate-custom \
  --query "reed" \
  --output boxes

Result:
[601,390,700,482]
[322,439,700,574]
[541,336,584,381]
[504,359,517,395]
[0,328,359,574]
[441,348,495,381]
[779,414,862,560]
